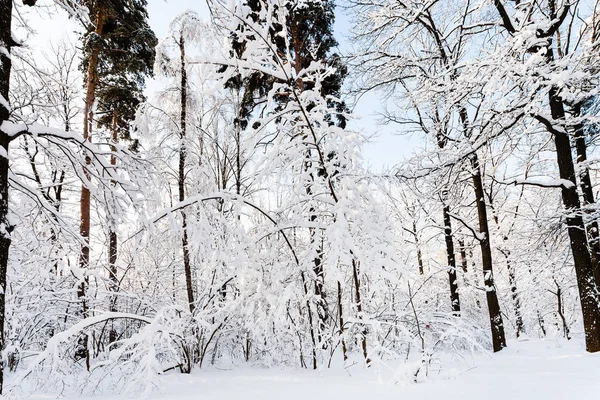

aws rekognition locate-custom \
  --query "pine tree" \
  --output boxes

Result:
[76,0,156,364]
[93,0,157,344]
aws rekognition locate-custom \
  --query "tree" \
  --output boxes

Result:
[350,0,507,351]
[487,0,600,352]
[92,0,157,344]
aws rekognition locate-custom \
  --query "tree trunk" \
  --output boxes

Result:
[108,113,118,344]
[337,280,348,361]
[0,0,14,393]
[554,279,571,340]
[442,201,461,315]
[178,35,195,316]
[471,155,507,352]
[78,6,106,370]
[573,103,600,286]
[548,78,600,352]
[458,239,468,273]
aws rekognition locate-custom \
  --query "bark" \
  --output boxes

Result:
[337,280,348,361]
[458,104,506,351]
[491,0,600,353]
[547,79,600,351]
[0,0,14,393]
[306,170,326,345]
[471,155,507,352]
[442,202,461,315]
[458,239,468,273]
[108,113,118,344]
[554,279,571,340]
[78,6,107,370]
[573,103,600,286]
[178,34,195,316]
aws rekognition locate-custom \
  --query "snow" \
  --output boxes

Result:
[18,339,600,400]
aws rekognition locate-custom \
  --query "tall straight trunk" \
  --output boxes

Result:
[437,126,460,313]
[547,50,600,351]
[458,106,506,351]
[471,155,506,352]
[178,35,195,315]
[78,7,106,370]
[108,113,118,344]
[0,0,14,393]
[442,202,461,315]
[573,103,600,286]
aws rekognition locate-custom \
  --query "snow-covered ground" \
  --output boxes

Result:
[19,338,600,400]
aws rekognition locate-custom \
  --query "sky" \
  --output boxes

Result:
[21,0,421,171]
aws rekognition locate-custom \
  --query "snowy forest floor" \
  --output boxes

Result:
[17,338,600,400]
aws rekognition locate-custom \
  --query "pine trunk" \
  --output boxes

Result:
[78,7,107,370]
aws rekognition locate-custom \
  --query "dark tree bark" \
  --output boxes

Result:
[178,34,195,316]
[442,202,461,315]
[108,113,119,344]
[458,239,468,273]
[471,155,507,352]
[554,279,571,340]
[573,103,600,286]
[547,82,600,351]
[0,0,14,393]
[337,280,348,361]
[492,0,600,353]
